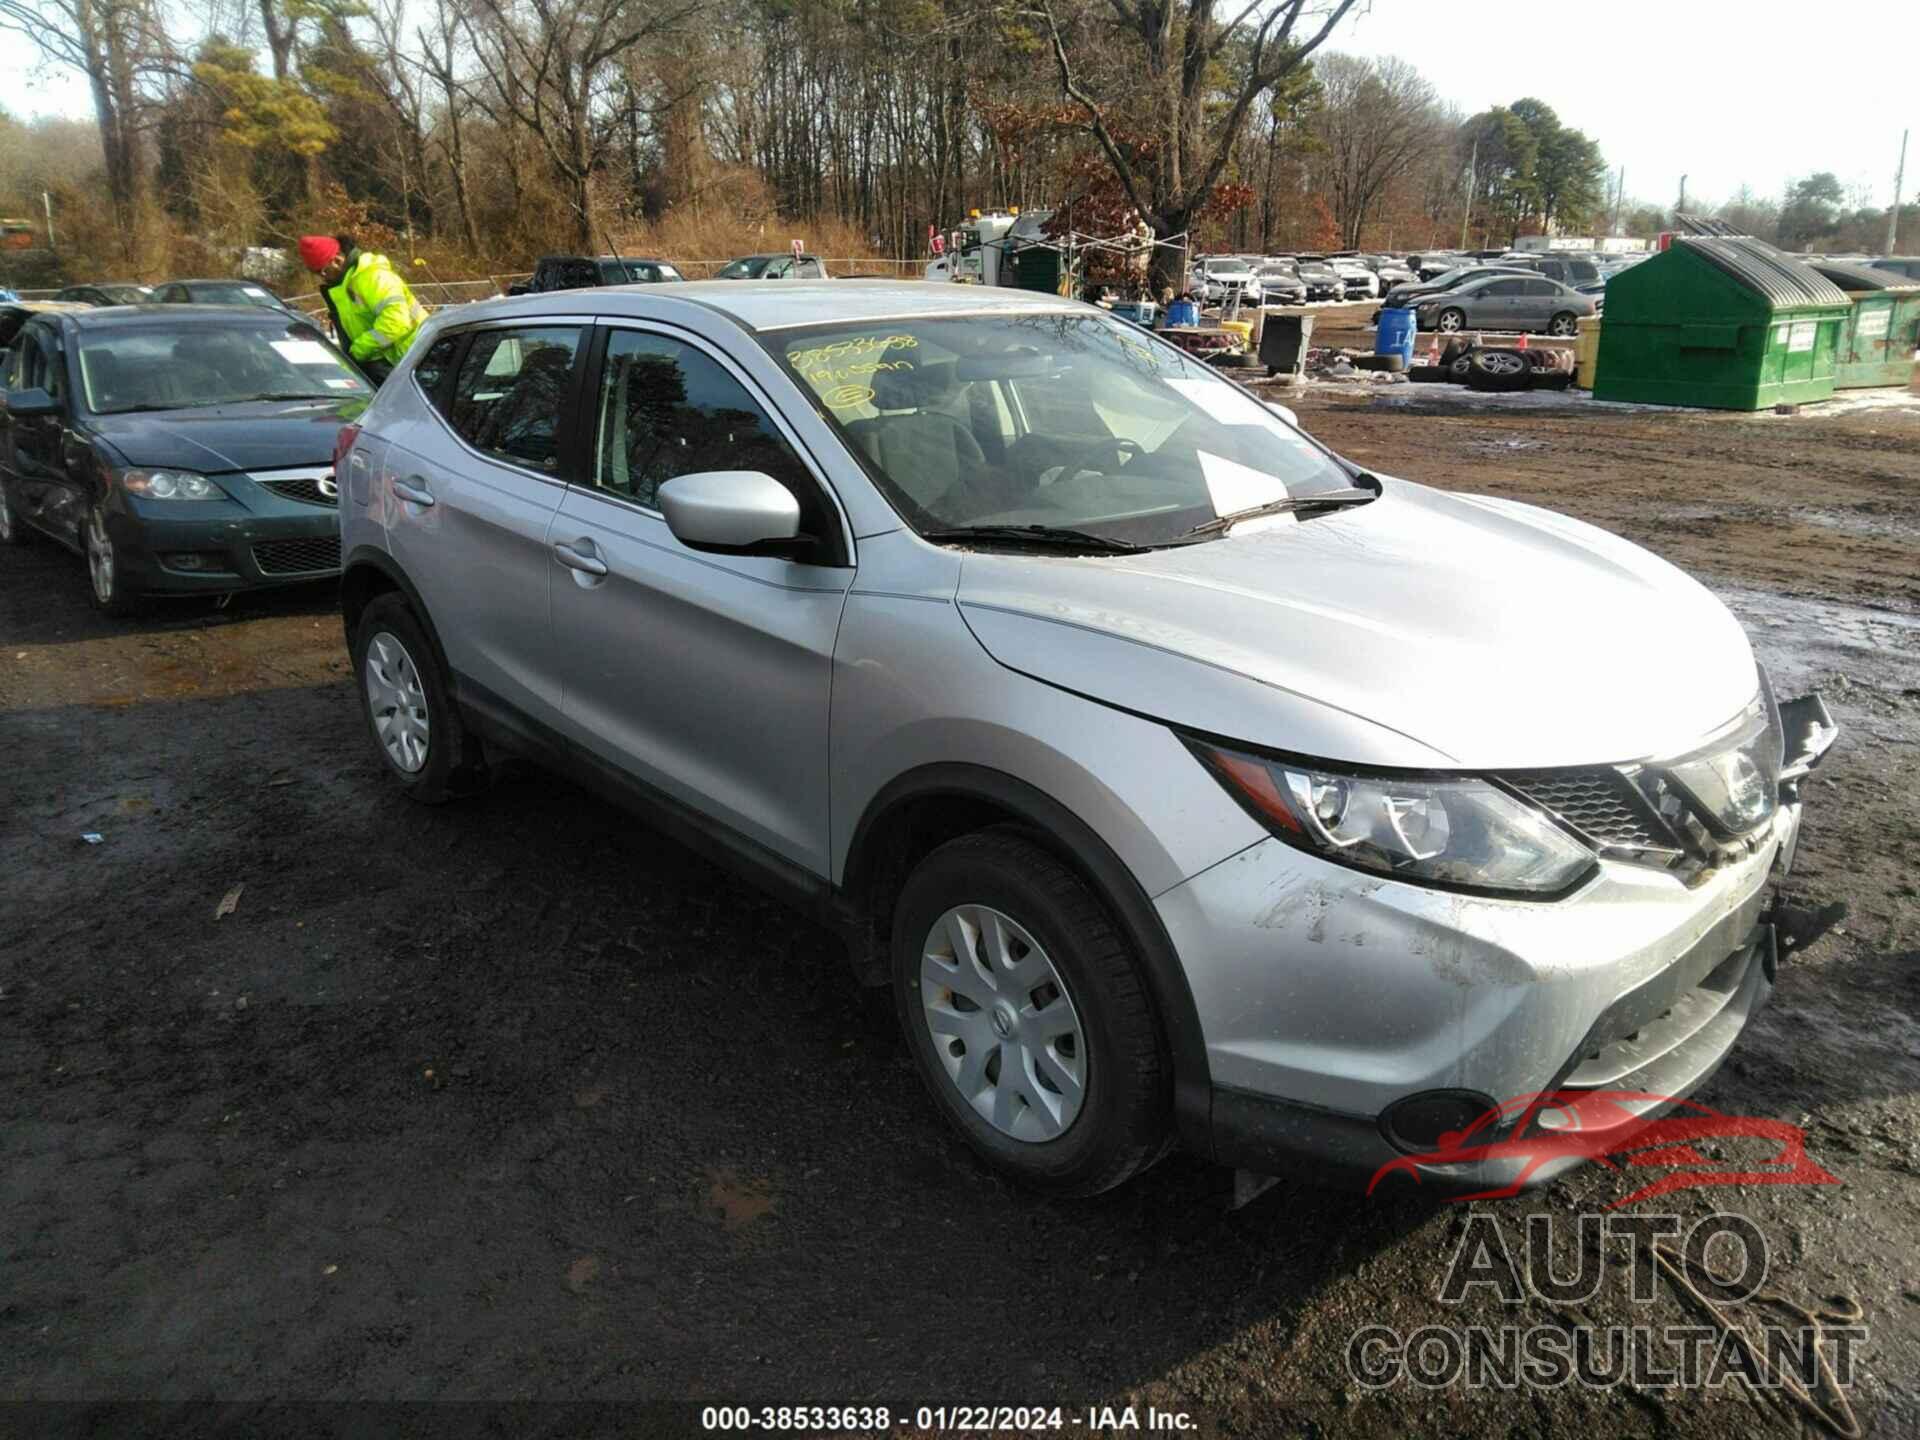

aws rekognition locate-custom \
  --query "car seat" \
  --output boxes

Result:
[843,362,985,517]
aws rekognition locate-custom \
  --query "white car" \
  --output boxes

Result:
[1332,260,1380,299]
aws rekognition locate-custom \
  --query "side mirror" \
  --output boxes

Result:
[1266,401,1300,429]
[658,471,803,555]
[3,387,56,418]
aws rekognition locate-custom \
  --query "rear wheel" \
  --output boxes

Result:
[0,479,26,547]
[1435,307,1466,333]
[892,827,1170,1196]
[1547,311,1579,337]
[351,593,485,803]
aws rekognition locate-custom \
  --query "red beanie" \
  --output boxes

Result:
[298,235,341,272]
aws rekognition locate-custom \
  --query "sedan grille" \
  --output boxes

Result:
[1503,770,1672,852]
[259,475,338,507]
[253,536,341,575]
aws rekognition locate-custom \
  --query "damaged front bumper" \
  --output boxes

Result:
[1162,691,1840,1193]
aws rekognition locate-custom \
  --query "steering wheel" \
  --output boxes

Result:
[1053,436,1146,480]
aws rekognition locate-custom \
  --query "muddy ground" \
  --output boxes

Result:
[3,361,1918,1438]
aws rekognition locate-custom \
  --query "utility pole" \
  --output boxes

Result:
[1676,174,1688,219]
[42,191,54,249]
[1460,136,1478,250]
[1890,130,1909,255]
[1611,167,1625,236]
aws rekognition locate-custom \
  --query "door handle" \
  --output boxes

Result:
[392,477,435,507]
[553,540,608,577]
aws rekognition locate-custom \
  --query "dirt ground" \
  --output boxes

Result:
[3,360,1919,1438]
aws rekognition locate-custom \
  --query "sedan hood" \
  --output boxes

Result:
[89,397,368,473]
[955,481,1758,770]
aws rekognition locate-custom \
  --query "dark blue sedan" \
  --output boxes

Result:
[0,305,371,616]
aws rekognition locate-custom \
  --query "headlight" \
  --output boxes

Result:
[1189,742,1596,898]
[121,469,225,500]
[1640,689,1782,839]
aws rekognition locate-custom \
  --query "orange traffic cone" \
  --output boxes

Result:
[1425,338,1440,364]
[1515,332,1529,351]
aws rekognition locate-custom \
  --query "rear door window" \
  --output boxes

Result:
[446,326,583,474]
[1524,279,1560,297]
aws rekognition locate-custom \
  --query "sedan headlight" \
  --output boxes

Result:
[1640,689,1782,840]
[120,469,225,500]
[1190,742,1596,898]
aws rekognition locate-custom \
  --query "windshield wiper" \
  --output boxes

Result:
[919,524,1144,554]
[1179,486,1378,539]
[100,401,197,414]
[240,391,358,402]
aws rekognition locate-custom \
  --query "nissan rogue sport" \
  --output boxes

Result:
[334,282,1837,1197]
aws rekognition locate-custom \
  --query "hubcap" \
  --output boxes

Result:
[1485,353,1525,374]
[1438,311,1462,332]
[1551,316,1575,335]
[920,904,1086,1143]
[87,511,113,602]
[364,631,431,773]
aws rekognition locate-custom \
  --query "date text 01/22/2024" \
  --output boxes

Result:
[699,1405,1199,1432]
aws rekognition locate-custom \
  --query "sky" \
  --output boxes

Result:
[3,0,1916,214]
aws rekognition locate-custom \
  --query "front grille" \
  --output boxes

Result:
[1504,770,1671,851]
[260,475,337,506]
[253,536,341,575]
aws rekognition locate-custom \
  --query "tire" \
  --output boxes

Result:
[1447,352,1475,380]
[83,504,144,616]
[351,593,485,803]
[891,827,1170,1196]
[1466,347,1533,393]
[1435,307,1467,334]
[1407,363,1450,383]
[0,478,28,547]
[1547,311,1579,337]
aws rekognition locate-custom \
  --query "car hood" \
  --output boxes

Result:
[88,397,369,473]
[954,481,1758,770]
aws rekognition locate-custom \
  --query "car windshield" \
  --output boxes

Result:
[716,257,774,279]
[773,311,1358,548]
[188,282,283,308]
[76,319,372,414]
[621,262,681,283]
[101,285,149,304]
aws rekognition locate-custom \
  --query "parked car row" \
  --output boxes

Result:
[1185,251,1416,306]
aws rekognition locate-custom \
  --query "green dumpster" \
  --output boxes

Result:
[1808,259,1920,390]
[1593,237,1852,410]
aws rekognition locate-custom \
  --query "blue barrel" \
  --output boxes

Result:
[1164,299,1200,328]
[1376,306,1417,364]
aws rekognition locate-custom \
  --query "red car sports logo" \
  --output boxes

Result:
[1367,1089,1839,1209]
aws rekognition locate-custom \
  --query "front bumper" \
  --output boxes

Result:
[1160,752,1823,1192]
[108,482,341,595]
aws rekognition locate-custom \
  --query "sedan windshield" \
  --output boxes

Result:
[191,283,285,309]
[773,311,1360,548]
[716,257,774,279]
[77,319,372,414]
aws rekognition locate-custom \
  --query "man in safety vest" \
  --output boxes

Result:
[297,233,427,385]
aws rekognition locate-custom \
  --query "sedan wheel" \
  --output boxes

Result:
[1436,308,1466,333]
[1548,312,1579,337]
[364,630,432,773]
[1479,350,1527,376]
[920,903,1087,1142]
[86,509,115,603]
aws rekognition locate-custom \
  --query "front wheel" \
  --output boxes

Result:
[892,828,1170,1196]
[84,505,142,616]
[1547,311,1579,337]
[1435,307,1466,333]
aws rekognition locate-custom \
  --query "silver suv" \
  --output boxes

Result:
[336,283,1836,1197]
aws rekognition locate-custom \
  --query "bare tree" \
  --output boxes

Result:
[1033,0,1358,283]
[1312,53,1439,248]
[466,0,700,250]
[0,0,168,249]
[416,0,483,253]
